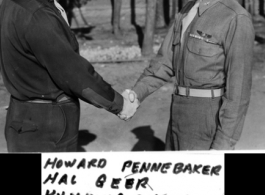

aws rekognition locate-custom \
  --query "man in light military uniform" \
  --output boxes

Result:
[122,0,254,150]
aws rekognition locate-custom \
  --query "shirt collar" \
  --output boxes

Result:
[186,0,221,16]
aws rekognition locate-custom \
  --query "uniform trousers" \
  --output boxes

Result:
[5,96,80,152]
[165,94,222,150]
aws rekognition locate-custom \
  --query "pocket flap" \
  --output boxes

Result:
[10,121,38,134]
[187,36,221,57]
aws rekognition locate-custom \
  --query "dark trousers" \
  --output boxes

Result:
[5,97,80,152]
[165,94,222,150]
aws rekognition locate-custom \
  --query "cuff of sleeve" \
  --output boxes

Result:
[211,131,237,150]
[108,91,124,115]
[132,83,148,103]
[82,88,123,115]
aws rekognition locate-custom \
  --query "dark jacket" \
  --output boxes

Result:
[133,0,255,149]
[0,0,123,114]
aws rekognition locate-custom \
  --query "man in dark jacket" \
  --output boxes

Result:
[124,0,255,150]
[0,0,138,152]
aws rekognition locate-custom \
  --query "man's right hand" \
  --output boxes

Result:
[118,89,140,121]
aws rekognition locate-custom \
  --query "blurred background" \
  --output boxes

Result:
[0,0,264,152]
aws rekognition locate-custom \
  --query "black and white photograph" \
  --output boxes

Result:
[0,0,264,193]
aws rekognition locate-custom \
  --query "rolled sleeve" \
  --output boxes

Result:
[211,15,254,150]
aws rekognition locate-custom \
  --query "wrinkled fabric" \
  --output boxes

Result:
[5,97,80,152]
[0,0,123,115]
[165,95,222,150]
[133,0,254,150]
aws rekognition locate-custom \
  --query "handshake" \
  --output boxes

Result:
[118,89,140,121]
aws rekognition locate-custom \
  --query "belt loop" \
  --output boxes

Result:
[56,94,71,103]
[211,88,214,99]
[174,84,177,95]
[186,86,190,98]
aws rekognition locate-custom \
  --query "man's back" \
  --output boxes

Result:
[0,0,76,101]
[0,0,125,152]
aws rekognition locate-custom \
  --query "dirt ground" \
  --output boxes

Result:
[0,0,265,152]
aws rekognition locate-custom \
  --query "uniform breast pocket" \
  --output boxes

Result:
[185,36,223,82]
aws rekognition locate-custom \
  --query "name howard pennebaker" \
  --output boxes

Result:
[44,157,222,176]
